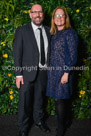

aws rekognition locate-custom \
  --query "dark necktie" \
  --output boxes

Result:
[38,28,45,65]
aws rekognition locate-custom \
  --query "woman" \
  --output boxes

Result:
[46,7,78,136]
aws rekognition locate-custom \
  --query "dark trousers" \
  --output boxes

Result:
[18,69,47,133]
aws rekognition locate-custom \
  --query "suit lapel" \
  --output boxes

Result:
[28,23,39,54]
[44,26,51,65]
[44,26,50,47]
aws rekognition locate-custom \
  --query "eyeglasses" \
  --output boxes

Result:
[31,11,43,14]
[55,14,66,18]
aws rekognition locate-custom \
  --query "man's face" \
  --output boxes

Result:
[29,5,44,26]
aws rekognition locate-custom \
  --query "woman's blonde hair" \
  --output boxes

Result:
[50,7,71,35]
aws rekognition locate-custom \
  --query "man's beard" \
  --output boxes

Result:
[32,17,43,26]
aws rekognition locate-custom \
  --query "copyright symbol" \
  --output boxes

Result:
[2,66,7,70]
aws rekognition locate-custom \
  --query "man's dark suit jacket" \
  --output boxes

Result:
[13,23,50,81]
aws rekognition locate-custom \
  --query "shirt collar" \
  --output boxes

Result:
[31,22,43,31]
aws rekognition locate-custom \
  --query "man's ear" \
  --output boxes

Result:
[29,12,32,19]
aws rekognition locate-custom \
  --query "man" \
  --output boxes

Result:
[13,4,50,136]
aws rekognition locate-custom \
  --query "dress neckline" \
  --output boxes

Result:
[57,28,71,33]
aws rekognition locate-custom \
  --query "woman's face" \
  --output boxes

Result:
[54,9,66,30]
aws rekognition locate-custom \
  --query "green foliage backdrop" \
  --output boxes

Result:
[0,0,91,119]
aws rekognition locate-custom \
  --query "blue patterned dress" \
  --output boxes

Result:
[46,28,78,99]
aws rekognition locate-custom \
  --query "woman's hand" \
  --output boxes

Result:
[61,73,69,84]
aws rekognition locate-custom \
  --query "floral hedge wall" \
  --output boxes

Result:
[0,0,91,119]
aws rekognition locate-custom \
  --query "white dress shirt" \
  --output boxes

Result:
[31,22,48,68]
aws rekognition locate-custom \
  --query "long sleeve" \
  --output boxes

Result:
[64,29,78,73]
[13,27,23,76]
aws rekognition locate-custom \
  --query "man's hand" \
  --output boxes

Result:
[16,77,24,88]
[61,73,69,84]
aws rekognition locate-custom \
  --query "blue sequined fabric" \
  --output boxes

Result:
[46,28,78,99]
